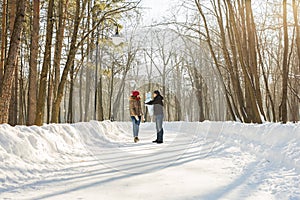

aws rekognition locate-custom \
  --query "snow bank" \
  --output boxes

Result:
[0,121,132,191]
[0,120,299,163]
[0,123,84,190]
[164,121,300,169]
[0,121,131,165]
[0,120,299,194]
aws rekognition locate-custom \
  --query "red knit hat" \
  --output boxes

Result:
[132,90,139,97]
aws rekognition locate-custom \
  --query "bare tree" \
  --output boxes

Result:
[35,0,54,125]
[0,0,26,124]
[279,0,289,123]
[0,0,7,85]
[27,0,40,125]
[291,0,300,122]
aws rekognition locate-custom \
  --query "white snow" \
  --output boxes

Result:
[0,120,299,200]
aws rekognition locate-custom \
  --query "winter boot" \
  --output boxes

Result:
[134,137,139,143]
[152,132,159,143]
[157,129,164,144]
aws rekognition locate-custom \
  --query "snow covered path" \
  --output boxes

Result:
[0,121,299,200]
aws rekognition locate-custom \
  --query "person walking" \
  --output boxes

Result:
[145,90,164,144]
[129,90,143,143]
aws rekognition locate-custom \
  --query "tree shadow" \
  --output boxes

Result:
[19,132,222,199]
[192,160,269,200]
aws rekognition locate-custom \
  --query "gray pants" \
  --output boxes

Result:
[155,114,163,133]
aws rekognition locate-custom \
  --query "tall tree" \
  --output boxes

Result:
[245,0,265,121]
[0,0,7,84]
[84,0,92,122]
[112,50,136,120]
[226,0,262,123]
[97,35,104,121]
[51,0,86,123]
[194,0,236,121]
[51,1,141,123]
[35,0,54,125]
[293,0,300,69]
[27,0,40,125]
[8,0,18,125]
[67,60,75,123]
[279,0,289,123]
[0,0,26,124]
[291,0,300,122]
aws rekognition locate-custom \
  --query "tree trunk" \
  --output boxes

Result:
[35,0,54,126]
[97,45,104,121]
[47,65,53,123]
[19,58,25,124]
[195,0,236,121]
[292,0,300,122]
[113,65,130,120]
[217,0,247,122]
[79,51,84,122]
[94,40,98,120]
[225,0,262,123]
[8,0,16,33]
[279,0,289,123]
[51,0,86,123]
[113,52,134,120]
[95,31,104,121]
[194,67,205,122]
[245,0,265,120]
[109,62,114,120]
[67,61,74,123]
[84,65,91,121]
[7,0,17,125]
[97,73,104,121]
[8,57,18,125]
[112,79,126,120]
[52,0,68,120]
[294,0,300,72]
[84,0,91,122]
[175,62,182,121]
[259,50,276,122]
[0,0,25,124]
[0,0,7,84]
[27,0,39,125]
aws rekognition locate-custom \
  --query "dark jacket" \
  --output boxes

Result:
[145,95,164,115]
[129,96,143,116]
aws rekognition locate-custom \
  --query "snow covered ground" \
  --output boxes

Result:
[0,120,299,200]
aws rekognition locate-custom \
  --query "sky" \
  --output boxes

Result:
[140,0,175,24]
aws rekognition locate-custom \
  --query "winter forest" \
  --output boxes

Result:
[0,0,299,126]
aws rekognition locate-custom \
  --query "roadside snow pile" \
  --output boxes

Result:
[164,121,300,169]
[0,120,132,191]
[0,123,85,190]
[0,120,299,196]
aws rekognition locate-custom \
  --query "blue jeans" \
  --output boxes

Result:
[155,114,163,133]
[131,116,141,137]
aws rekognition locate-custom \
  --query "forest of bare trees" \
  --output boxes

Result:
[0,0,299,126]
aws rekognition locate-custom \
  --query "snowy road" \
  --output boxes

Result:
[0,121,299,200]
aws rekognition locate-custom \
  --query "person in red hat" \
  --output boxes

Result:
[129,90,143,143]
